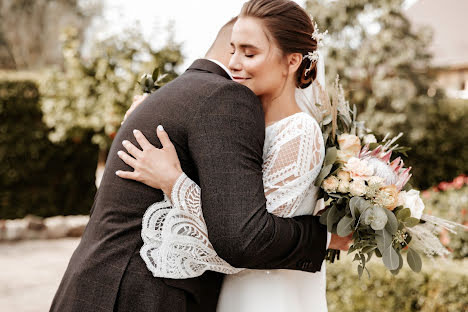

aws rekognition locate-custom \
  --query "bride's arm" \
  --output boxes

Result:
[262,115,325,218]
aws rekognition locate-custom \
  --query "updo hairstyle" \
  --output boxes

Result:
[240,0,318,89]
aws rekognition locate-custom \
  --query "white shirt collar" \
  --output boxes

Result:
[207,59,233,79]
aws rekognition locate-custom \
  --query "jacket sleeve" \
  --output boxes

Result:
[187,83,327,272]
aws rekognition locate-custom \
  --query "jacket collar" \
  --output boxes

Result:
[186,59,232,81]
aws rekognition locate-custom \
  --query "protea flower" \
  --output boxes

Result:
[359,144,412,190]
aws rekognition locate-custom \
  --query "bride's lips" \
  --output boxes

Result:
[232,76,250,83]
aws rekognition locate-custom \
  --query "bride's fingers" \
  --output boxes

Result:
[115,169,140,181]
[117,150,138,169]
[133,130,153,150]
[156,125,173,148]
[122,140,143,158]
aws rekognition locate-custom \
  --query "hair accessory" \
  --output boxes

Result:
[303,19,328,77]
[311,20,327,47]
[303,51,320,76]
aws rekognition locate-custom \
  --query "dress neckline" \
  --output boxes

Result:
[265,112,307,130]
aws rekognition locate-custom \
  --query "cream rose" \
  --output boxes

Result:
[337,170,351,182]
[374,185,399,211]
[337,179,350,193]
[338,134,362,156]
[337,150,355,163]
[349,180,367,197]
[398,190,425,219]
[322,176,339,193]
[343,157,374,181]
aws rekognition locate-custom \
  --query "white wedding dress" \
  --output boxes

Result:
[140,111,328,312]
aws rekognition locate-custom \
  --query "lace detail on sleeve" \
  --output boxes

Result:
[140,113,325,278]
[263,113,325,217]
[140,173,242,279]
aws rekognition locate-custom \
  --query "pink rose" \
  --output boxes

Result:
[343,157,374,181]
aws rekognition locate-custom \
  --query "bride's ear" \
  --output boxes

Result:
[287,53,303,74]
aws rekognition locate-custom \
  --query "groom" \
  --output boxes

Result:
[51,18,348,312]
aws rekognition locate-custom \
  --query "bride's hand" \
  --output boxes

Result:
[121,94,149,124]
[115,125,183,198]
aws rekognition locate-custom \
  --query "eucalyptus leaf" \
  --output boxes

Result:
[376,229,392,254]
[397,208,411,221]
[349,197,359,219]
[383,246,400,271]
[362,245,376,254]
[404,217,420,227]
[358,265,363,279]
[324,147,338,166]
[347,244,357,254]
[390,250,404,275]
[383,208,398,234]
[314,164,333,187]
[327,205,340,232]
[322,132,329,145]
[407,247,422,272]
[319,208,330,226]
[337,216,354,237]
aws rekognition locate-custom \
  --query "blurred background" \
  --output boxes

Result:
[0,0,467,311]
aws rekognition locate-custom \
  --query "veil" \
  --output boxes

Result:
[295,51,329,215]
[295,51,329,123]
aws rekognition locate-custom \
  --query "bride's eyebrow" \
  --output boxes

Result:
[230,42,259,50]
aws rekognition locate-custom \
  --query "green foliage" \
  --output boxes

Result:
[306,0,467,189]
[399,99,468,189]
[0,78,98,219]
[306,0,437,134]
[327,256,468,312]
[40,27,183,149]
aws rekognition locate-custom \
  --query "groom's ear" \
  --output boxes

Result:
[288,53,303,74]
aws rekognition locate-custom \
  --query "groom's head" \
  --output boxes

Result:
[205,17,238,67]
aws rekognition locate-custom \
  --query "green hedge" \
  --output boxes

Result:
[0,78,98,219]
[399,98,468,190]
[327,256,468,312]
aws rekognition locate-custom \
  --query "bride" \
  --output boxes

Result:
[117,0,351,311]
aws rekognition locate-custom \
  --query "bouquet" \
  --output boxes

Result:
[313,77,466,277]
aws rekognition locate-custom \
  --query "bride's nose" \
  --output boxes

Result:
[228,52,242,72]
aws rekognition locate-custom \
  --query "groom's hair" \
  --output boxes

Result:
[205,16,238,64]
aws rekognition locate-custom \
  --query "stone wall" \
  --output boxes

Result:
[0,215,89,241]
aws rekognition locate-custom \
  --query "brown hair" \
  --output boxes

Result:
[240,0,317,89]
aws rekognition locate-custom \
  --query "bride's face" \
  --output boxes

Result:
[228,17,288,97]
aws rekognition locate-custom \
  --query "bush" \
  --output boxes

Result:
[327,256,468,312]
[422,176,468,259]
[0,77,98,219]
[398,98,468,190]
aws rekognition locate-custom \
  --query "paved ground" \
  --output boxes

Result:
[0,238,80,312]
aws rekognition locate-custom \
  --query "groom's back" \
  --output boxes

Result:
[50,60,252,312]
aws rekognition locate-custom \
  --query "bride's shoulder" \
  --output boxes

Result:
[287,112,322,133]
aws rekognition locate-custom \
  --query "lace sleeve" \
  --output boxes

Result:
[140,173,242,279]
[140,114,325,278]
[263,114,325,217]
